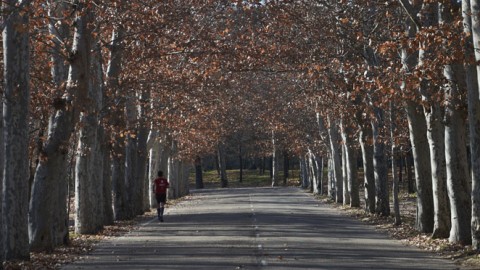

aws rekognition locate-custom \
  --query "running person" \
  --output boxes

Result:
[152,171,169,222]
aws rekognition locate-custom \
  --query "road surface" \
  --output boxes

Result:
[63,187,463,270]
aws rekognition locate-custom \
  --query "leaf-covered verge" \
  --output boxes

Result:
[3,220,141,270]
[315,192,480,269]
[2,196,194,270]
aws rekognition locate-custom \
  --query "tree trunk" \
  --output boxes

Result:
[465,0,480,248]
[341,143,350,206]
[2,0,31,260]
[312,155,319,193]
[75,50,105,232]
[415,1,450,238]
[28,0,71,251]
[178,162,190,197]
[327,155,335,199]
[125,95,138,219]
[167,150,177,200]
[0,93,3,262]
[75,114,102,234]
[146,130,159,208]
[359,126,376,214]
[424,101,450,238]
[308,151,318,194]
[167,141,179,199]
[372,108,390,216]
[406,101,434,232]
[391,102,401,225]
[74,10,105,233]
[328,116,343,203]
[29,108,74,250]
[318,156,324,194]
[218,143,228,188]
[444,79,472,244]
[283,151,289,186]
[400,3,435,233]
[271,131,280,187]
[195,156,204,189]
[239,144,243,183]
[300,157,309,189]
[107,20,127,220]
[134,89,149,215]
[406,150,415,194]
[341,120,359,207]
[91,37,105,231]
[469,0,480,249]
[102,135,114,225]
[112,135,128,220]
[440,1,472,245]
[316,113,332,197]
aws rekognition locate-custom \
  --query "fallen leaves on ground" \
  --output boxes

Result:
[317,192,480,269]
[3,195,195,270]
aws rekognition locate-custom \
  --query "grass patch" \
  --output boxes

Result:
[191,169,301,189]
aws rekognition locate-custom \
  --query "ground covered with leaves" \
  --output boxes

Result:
[3,196,193,270]
[317,193,480,269]
[3,219,139,269]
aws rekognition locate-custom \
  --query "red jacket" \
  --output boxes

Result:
[153,177,169,194]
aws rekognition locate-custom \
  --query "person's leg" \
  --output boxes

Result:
[159,202,165,215]
[156,194,162,220]
[158,194,166,222]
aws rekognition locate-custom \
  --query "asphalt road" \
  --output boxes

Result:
[63,187,463,270]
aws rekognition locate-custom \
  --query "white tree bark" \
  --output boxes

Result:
[415,1,449,238]
[327,155,335,199]
[112,139,127,220]
[341,119,359,207]
[468,0,480,249]
[29,0,72,251]
[308,150,320,194]
[107,25,128,220]
[168,140,181,199]
[91,40,105,230]
[439,1,472,245]
[218,142,228,188]
[271,131,280,187]
[124,91,138,219]
[424,101,450,238]
[147,131,159,208]
[390,102,401,225]
[136,118,148,214]
[316,114,332,197]
[372,108,389,216]
[75,114,101,234]
[406,100,434,232]
[327,116,343,203]
[359,126,375,213]
[399,10,435,231]
[300,157,308,189]
[341,143,350,206]
[178,162,190,197]
[2,0,31,259]
[102,134,114,225]
[74,9,104,234]
[317,156,324,194]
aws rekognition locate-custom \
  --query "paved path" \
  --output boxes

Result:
[63,187,463,270]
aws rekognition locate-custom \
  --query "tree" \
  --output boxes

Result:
[469,0,480,249]
[28,0,73,251]
[2,0,32,260]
